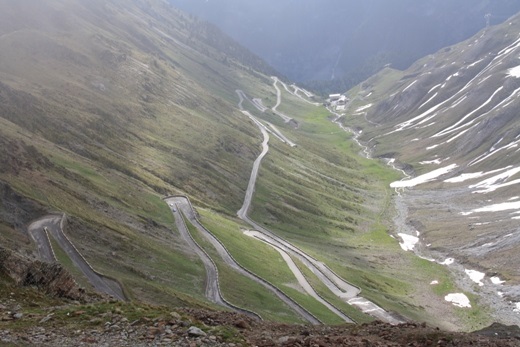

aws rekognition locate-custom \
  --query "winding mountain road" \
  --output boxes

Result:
[237,82,405,324]
[165,201,227,307]
[166,196,321,324]
[236,90,296,147]
[28,215,60,263]
[245,230,353,323]
[27,78,401,322]
[271,77,295,123]
[28,215,125,301]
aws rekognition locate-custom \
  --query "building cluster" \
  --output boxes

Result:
[327,93,349,112]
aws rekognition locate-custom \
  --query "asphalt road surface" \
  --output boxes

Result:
[28,215,125,301]
[166,196,321,324]
[236,86,405,324]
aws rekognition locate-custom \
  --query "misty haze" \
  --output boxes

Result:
[1,0,520,345]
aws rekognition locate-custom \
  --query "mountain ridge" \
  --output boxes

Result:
[169,0,520,93]
[336,11,520,326]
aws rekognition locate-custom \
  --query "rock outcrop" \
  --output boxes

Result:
[0,246,85,300]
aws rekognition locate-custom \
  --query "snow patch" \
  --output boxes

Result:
[403,80,417,92]
[419,93,438,109]
[469,166,520,193]
[398,233,419,252]
[433,87,504,138]
[440,258,454,265]
[507,65,520,78]
[419,159,442,165]
[445,172,486,183]
[445,167,510,184]
[390,164,457,188]
[463,201,520,215]
[445,293,471,308]
[491,277,505,285]
[427,84,442,94]
[468,58,484,68]
[465,269,485,286]
[355,104,373,112]
[514,303,520,313]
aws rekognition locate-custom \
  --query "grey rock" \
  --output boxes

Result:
[170,312,181,320]
[277,336,290,344]
[39,314,54,323]
[187,326,206,337]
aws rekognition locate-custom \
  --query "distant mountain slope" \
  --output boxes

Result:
[0,0,266,210]
[169,0,520,91]
[340,12,520,324]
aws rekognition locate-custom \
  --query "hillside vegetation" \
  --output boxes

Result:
[0,0,284,314]
[0,0,512,335]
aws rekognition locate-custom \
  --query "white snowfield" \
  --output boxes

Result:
[445,293,471,308]
[468,166,520,194]
[491,276,506,285]
[390,164,457,188]
[508,65,520,77]
[398,233,419,252]
[445,166,520,197]
[465,269,485,286]
[461,201,520,215]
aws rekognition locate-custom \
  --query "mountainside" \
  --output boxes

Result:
[3,0,520,340]
[0,0,406,328]
[0,0,280,311]
[337,13,520,325]
[169,0,520,92]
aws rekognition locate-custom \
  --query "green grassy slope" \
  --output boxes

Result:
[0,0,483,329]
[0,0,271,311]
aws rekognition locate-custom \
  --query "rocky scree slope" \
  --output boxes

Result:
[1,267,519,347]
[339,12,520,324]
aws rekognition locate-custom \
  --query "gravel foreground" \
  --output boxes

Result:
[2,307,519,347]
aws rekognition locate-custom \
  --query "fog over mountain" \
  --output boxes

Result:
[169,0,520,92]
[5,0,520,340]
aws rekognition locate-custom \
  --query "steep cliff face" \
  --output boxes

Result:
[0,182,47,231]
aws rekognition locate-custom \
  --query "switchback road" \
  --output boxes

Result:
[166,196,320,324]
[28,215,125,301]
[164,200,228,308]
[237,82,405,324]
